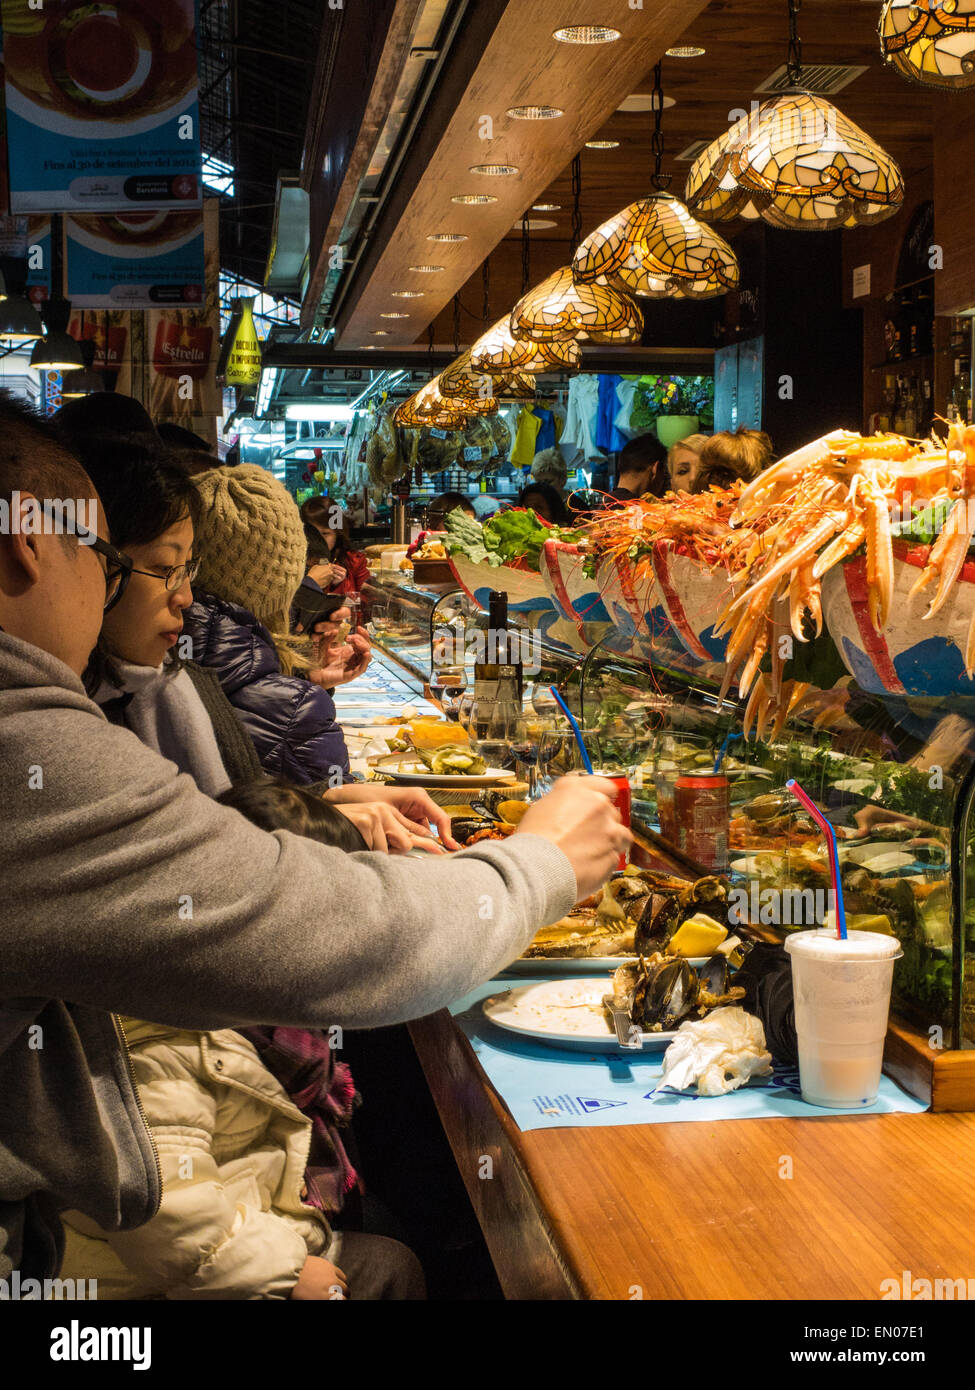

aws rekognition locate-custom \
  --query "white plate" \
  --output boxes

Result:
[481,978,678,1052]
[502,954,709,976]
[375,754,515,787]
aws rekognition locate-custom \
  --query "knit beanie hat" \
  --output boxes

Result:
[191,465,307,629]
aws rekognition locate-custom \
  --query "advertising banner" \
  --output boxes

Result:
[1,0,202,212]
[147,196,219,421]
[67,307,129,377]
[65,208,204,308]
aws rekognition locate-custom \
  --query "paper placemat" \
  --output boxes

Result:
[447,978,928,1132]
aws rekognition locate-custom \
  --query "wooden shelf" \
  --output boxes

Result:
[870,353,935,370]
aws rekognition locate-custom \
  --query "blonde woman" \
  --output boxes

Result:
[666,433,710,493]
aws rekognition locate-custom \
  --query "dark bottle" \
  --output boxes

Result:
[473,590,523,737]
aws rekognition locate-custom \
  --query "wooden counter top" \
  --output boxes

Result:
[410,1007,975,1301]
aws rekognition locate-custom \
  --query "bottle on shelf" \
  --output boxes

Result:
[903,376,919,438]
[883,295,902,363]
[472,590,524,748]
[892,375,907,435]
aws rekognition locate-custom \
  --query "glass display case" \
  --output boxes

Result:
[361,576,583,697]
[576,642,975,1052]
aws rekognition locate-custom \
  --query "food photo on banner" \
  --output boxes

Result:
[65,207,204,308]
[0,0,202,212]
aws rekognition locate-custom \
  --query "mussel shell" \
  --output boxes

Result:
[632,956,698,1031]
[450,817,496,842]
[634,891,683,955]
[697,953,730,997]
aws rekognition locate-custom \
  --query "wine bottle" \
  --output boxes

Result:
[473,591,523,741]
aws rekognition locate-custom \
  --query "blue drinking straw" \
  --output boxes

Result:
[548,685,594,775]
[713,731,742,774]
[786,778,848,939]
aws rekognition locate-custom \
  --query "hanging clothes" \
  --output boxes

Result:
[560,375,605,462]
[614,377,642,441]
[510,405,542,467]
[596,374,628,453]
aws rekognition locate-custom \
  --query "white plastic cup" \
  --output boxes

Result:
[784,928,903,1109]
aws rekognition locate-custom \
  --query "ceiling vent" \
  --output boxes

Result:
[755,63,868,95]
[676,138,711,162]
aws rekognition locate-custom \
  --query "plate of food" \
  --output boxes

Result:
[484,944,747,1052]
[482,977,678,1052]
[374,751,515,787]
[505,867,743,973]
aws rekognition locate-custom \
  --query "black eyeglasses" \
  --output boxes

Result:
[87,534,134,612]
[40,503,133,612]
[127,558,201,593]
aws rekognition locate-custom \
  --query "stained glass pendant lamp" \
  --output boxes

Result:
[394,380,470,430]
[572,63,737,300]
[686,1,904,230]
[439,349,502,406]
[879,0,975,89]
[573,193,738,299]
[510,266,643,343]
[469,314,582,373]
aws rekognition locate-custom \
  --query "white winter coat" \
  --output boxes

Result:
[60,1018,330,1299]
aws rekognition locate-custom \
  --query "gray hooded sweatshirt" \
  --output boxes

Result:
[0,631,577,1279]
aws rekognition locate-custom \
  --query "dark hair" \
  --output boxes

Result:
[71,436,201,550]
[615,432,668,498]
[428,491,475,524]
[300,495,356,562]
[0,392,96,532]
[55,391,158,449]
[167,446,218,478]
[218,777,367,853]
[156,422,212,453]
[304,521,332,565]
[517,481,569,525]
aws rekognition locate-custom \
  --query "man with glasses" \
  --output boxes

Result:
[0,393,630,1288]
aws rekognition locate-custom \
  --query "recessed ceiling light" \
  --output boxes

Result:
[532,203,561,211]
[666,45,706,58]
[372,330,391,336]
[452,193,498,204]
[585,140,620,149]
[469,163,519,176]
[617,93,676,112]
[380,311,410,318]
[512,219,557,231]
[507,105,564,120]
[553,25,620,44]
[409,264,445,272]
[391,290,425,298]
[428,232,468,242]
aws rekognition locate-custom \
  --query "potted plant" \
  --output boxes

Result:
[648,375,714,448]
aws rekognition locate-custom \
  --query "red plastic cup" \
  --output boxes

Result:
[608,775,631,870]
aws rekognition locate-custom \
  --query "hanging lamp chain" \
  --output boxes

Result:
[787,0,803,86]
[521,213,531,294]
[570,154,583,251]
[650,63,670,192]
[482,257,490,325]
[452,294,461,353]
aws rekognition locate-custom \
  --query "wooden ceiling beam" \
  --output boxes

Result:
[335,0,712,348]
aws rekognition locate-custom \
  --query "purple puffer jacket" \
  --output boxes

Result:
[182,591,351,786]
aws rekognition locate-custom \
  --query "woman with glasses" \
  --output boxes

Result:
[75,438,250,796]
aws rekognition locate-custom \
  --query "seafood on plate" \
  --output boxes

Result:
[522,867,687,959]
[609,951,745,1032]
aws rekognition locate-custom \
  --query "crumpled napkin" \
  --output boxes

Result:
[660,1007,773,1097]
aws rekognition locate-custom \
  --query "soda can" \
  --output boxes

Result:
[674,772,730,872]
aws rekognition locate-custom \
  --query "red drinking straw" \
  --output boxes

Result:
[786,778,848,940]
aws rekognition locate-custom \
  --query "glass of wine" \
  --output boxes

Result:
[431,665,468,720]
